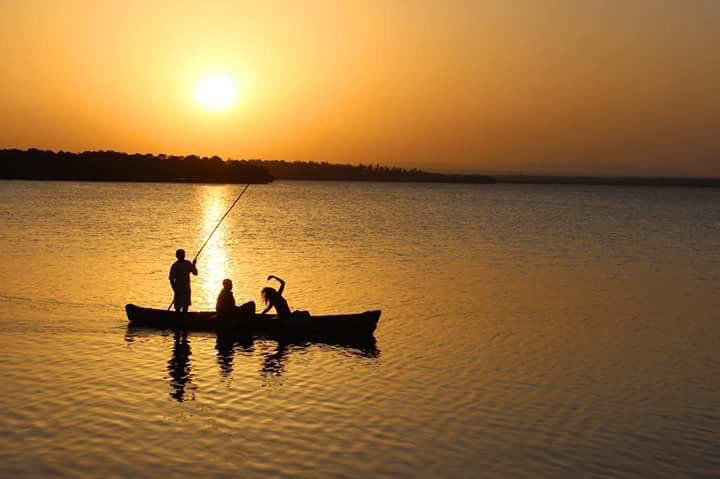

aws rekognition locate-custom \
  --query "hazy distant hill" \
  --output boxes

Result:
[493,175,720,188]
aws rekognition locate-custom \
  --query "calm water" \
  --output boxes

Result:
[1,180,719,478]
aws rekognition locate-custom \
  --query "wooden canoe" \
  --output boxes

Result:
[125,304,380,337]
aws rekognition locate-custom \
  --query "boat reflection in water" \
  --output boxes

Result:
[125,326,380,402]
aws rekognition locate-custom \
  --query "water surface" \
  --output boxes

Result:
[1,180,719,478]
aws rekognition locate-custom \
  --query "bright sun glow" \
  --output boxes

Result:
[195,74,238,110]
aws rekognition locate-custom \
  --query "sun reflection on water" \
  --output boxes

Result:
[195,187,231,308]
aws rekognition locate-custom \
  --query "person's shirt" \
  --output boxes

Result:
[216,288,236,315]
[169,260,196,289]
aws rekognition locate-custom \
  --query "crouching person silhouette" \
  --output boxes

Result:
[260,275,310,320]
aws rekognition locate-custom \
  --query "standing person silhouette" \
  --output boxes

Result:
[169,249,198,313]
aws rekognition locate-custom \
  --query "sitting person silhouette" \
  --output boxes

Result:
[216,279,255,319]
[260,275,310,320]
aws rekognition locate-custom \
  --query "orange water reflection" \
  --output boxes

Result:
[195,187,232,309]
[125,326,379,401]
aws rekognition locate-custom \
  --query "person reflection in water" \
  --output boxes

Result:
[261,341,291,378]
[216,279,255,318]
[168,330,192,401]
[260,275,310,319]
[169,248,197,313]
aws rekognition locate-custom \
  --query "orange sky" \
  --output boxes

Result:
[1,1,719,176]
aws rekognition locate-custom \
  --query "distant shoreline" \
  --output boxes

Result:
[0,177,272,185]
[492,175,720,188]
[4,176,720,188]
[2,148,719,187]
[0,149,495,185]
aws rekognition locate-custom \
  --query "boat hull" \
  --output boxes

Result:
[125,304,380,337]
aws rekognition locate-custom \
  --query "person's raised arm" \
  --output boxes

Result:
[191,258,198,275]
[267,275,285,296]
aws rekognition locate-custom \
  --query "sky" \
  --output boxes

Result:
[1,0,719,176]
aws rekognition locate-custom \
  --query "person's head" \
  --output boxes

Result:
[222,278,233,291]
[262,287,278,305]
[176,249,185,260]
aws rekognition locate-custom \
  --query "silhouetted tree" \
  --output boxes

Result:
[0,149,273,184]
[235,159,495,183]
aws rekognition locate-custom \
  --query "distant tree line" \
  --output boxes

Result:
[0,149,273,184]
[239,159,495,183]
[0,149,495,184]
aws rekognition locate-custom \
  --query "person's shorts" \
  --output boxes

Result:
[174,288,191,307]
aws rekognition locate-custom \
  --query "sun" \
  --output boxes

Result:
[194,74,238,110]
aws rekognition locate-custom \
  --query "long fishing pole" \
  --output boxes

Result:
[168,183,251,311]
[192,182,251,262]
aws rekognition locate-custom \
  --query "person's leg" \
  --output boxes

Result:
[236,301,255,318]
[178,289,190,313]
